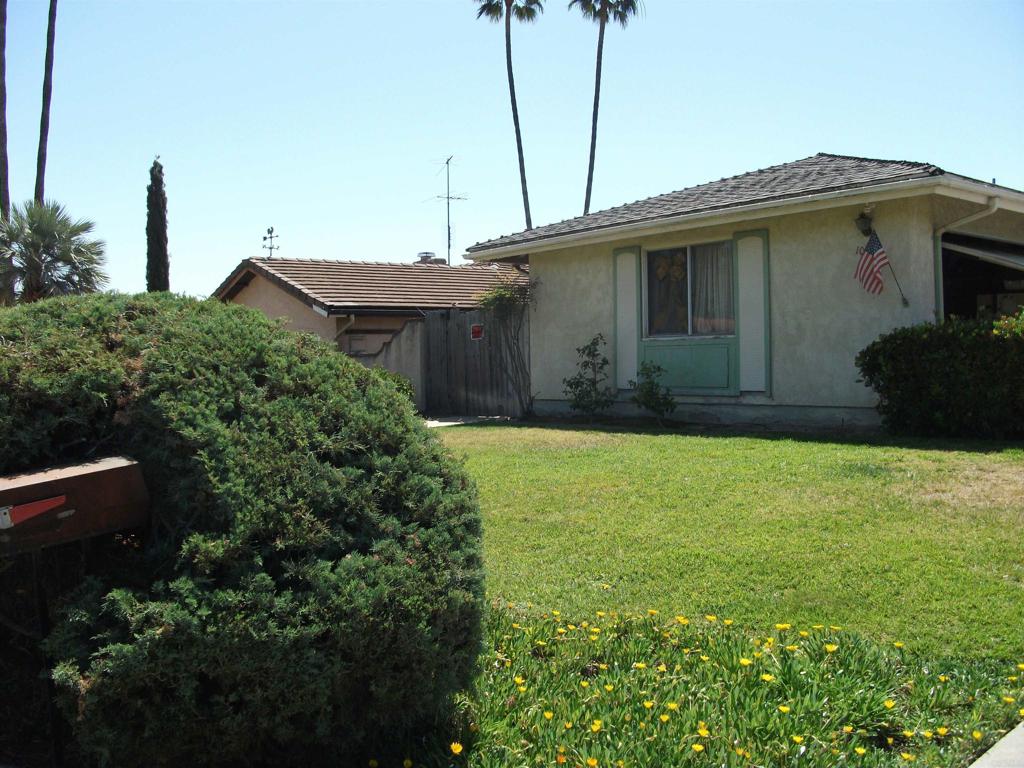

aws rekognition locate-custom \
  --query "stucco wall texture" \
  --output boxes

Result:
[529,196,944,414]
[231,273,340,339]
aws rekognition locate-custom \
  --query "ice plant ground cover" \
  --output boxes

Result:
[443,606,1024,767]
[439,425,1024,659]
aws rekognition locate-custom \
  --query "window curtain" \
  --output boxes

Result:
[691,242,735,335]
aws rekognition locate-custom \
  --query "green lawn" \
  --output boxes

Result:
[440,424,1024,660]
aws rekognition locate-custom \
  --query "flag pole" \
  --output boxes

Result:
[879,235,909,307]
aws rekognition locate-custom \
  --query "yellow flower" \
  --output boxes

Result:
[514,676,525,685]
[596,610,605,617]
[761,673,776,682]
[659,714,670,723]
[633,662,647,670]
[601,583,611,590]
[598,663,608,670]
[855,747,867,756]
[830,625,842,631]
[812,624,824,630]
[705,614,718,622]
[902,730,914,739]
[922,731,933,739]
[936,727,949,736]
[753,652,763,659]
[667,702,679,711]
[1002,696,1016,704]
[544,711,554,720]
[675,615,689,625]
[692,744,705,753]
[893,641,905,649]
[557,627,567,635]
[591,719,603,733]
[724,619,734,626]
[536,640,547,647]
[824,644,839,653]
[778,705,791,714]
[792,735,804,744]
[740,657,753,667]
[643,700,654,709]
[580,681,589,688]
[842,725,853,733]
[1019,708,1024,717]
[697,725,710,737]
[450,742,463,755]
[517,685,527,693]
[403,760,413,768]
[799,630,810,638]
[556,755,567,766]
[1017,663,1024,671]
[775,623,791,630]
[884,700,896,709]
[938,675,949,683]
[656,663,667,673]
[785,644,799,652]
[587,759,598,768]
[972,730,983,741]
[900,753,916,762]
[604,684,614,692]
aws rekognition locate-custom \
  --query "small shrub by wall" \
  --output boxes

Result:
[855,310,1024,438]
[0,293,483,765]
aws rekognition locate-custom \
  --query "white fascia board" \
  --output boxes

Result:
[466,177,1024,262]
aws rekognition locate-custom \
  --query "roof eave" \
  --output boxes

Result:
[466,176,1024,261]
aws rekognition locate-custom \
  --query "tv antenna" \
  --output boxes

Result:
[262,227,279,258]
[436,156,467,265]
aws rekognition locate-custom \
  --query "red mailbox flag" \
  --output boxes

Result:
[470,323,484,341]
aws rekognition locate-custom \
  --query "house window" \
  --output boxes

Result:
[646,241,735,337]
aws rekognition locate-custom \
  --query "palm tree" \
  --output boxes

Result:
[0,200,107,303]
[34,0,58,204]
[476,0,543,230]
[570,0,641,215]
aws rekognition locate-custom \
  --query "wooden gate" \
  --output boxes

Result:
[423,309,529,417]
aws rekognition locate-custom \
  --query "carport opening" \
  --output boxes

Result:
[941,233,1024,320]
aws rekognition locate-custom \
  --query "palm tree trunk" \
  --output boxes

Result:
[583,18,605,216]
[504,9,532,230]
[34,0,57,204]
[0,0,10,221]
[0,0,11,305]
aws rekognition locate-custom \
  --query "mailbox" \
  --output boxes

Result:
[0,456,149,557]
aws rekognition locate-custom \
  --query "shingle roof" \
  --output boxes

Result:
[468,153,951,254]
[214,257,528,314]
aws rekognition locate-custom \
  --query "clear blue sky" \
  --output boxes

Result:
[5,0,1023,296]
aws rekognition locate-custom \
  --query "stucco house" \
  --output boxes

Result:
[214,256,528,409]
[466,153,1024,428]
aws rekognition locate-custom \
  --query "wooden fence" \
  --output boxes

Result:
[423,308,529,417]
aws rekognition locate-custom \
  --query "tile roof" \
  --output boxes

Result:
[468,153,953,254]
[214,257,529,314]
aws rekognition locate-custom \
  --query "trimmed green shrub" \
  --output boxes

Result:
[0,293,483,765]
[563,334,616,419]
[373,365,417,406]
[855,310,1024,437]
[628,361,676,424]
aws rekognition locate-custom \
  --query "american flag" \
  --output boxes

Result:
[854,231,889,295]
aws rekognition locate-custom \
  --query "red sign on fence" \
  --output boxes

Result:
[470,323,484,341]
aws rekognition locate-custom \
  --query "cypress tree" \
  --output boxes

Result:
[145,158,169,292]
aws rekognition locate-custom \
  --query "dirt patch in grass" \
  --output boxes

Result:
[901,456,1024,513]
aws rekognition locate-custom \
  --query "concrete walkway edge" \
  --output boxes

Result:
[970,721,1024,768]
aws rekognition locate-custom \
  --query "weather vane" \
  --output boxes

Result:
[262,227,279,258]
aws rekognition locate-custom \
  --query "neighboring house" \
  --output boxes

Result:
[466,153,1024,428]
[214,256,528,409]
